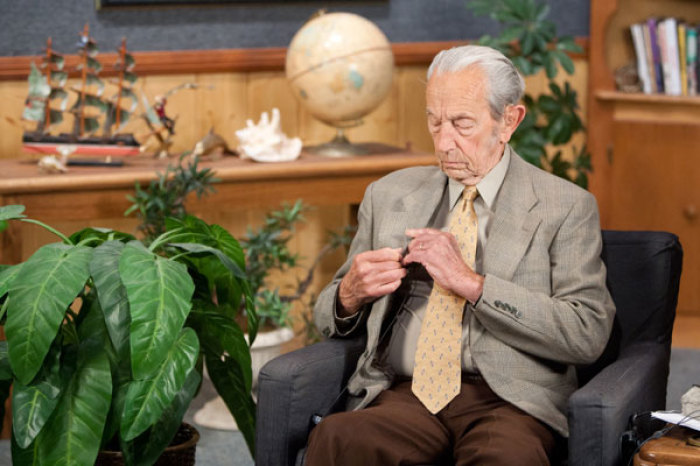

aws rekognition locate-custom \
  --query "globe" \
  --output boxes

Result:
[286,12,394,156]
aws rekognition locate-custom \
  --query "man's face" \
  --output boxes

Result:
[426,66,519,185]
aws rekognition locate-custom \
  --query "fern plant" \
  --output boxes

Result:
[468,0,591,188]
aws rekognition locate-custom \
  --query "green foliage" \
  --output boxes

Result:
[0,204,258,463]
[467,0,591,188]
[241,200,356,333]
[125,154,219,241]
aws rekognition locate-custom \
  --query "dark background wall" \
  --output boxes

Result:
[0,0,589,57]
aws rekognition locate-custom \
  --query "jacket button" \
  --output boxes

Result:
[516,311,522,318]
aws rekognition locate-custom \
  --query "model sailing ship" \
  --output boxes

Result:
[22,25,140,157]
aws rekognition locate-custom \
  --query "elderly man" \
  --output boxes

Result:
[305,45,615,465]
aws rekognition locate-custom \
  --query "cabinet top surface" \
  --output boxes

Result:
[0,145,436,195]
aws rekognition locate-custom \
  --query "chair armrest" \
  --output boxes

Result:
[567,342,670,466]
[255,336,365,466]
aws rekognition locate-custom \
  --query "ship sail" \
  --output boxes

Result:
[22,38,67,133]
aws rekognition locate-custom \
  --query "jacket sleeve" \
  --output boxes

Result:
[313,183,376,339]
[474,192,616,365]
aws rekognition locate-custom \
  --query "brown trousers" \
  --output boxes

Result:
[305,377,558,466]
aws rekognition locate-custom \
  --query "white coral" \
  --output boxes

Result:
[235,108,302,162]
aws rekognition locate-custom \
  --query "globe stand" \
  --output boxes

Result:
[308,127,368,157]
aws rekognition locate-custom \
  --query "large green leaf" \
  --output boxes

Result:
[0,263,23,299]
[120,241,194,379]
[12,342,63,448]
[35,350,112,466]
[128,368,201,466]
[11,432,39,466]
[6,244,92,385]
[206,352,256,456]
[121,328,199,441]
[91,241,131,362]
[0,204,26,221]
[0,341,10,380]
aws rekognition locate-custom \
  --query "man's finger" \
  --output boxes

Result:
[360,247,403,262]
[405,228,442,238]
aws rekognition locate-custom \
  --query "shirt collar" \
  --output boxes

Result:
[447,145,511,210]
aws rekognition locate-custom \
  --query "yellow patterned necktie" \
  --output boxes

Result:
[412,186,479,414]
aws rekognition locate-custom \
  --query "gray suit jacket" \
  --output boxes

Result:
[313,147,616,437]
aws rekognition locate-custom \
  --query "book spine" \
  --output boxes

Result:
[664,17,682,95]
[631,23,653,93]
[688,27,698,96]
[642,23,658,93]
[647,18,665,93]
[679,22,688,95]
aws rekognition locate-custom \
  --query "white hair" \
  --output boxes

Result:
[427,45,525,120]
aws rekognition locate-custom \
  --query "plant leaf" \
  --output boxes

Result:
[0,263,23,299]
[6,244,91,385]
[206,351,256,456]
[90,241,131,362]
[131,368,201,466]
[120,241,194,379]
[12,342,63,448]
[35,350,112,466]
[0,204,26,221]
[121,328,199,441]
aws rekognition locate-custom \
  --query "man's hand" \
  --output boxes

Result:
[337,248,406,317]
[403,228,484,303]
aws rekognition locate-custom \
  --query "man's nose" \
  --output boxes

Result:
[435,123,456,152]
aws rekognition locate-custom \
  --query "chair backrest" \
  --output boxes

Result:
[576,230,683,385]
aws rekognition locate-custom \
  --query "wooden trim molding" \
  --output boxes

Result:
[0,38,588,81]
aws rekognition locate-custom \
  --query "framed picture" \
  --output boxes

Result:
[97,0,364,6]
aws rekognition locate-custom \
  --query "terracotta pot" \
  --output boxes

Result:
[95,422,200,466]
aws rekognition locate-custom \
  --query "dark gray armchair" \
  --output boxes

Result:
[256,230,683,466]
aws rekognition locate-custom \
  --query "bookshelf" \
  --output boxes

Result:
[589,0,700,317]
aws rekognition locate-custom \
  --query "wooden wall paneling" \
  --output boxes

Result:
[246,71,299,140]
[192,72,248,150]
[297,105,337,147]
[0,81,26,160]
[397,65,431,153]
[137,74,200,154]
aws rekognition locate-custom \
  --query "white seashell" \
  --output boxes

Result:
[37,155,68,174]
[235,108,302,162]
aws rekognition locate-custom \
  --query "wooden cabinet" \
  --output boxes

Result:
[589,0,700,316]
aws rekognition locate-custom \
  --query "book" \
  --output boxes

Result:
[631,23,653,93]
[679,22,688,95]
[647,18,665,93]
[661,17,682,95]
[688,27,698,96]
[642,22,658,93]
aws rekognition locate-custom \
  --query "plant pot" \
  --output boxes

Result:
[193,327,294,431]
[95,422,200,466]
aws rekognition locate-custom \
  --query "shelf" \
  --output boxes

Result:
[595,90,700,124]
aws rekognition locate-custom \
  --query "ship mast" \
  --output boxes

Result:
[78,24,89,137]
[43,38,53,131]
[115,38,126,132]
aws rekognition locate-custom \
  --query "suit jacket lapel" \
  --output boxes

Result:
[483,151,541,280]
[378,169,448,249]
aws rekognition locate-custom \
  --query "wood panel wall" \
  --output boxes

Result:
[0,41,589,346]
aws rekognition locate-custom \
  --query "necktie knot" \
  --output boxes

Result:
[461,186,478,210]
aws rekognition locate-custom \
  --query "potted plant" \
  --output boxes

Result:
[468,0,591,188]
[241,200,355,378]
[193,200,354,430]
[0,203,259,464]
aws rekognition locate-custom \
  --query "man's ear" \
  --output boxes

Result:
[500,104,526,143]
